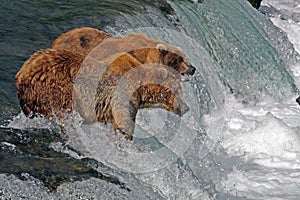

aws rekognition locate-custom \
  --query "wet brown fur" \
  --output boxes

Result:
[52,27,111,57]
[15,49,84,119]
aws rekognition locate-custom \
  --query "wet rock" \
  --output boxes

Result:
[0,127,128,192]
[247,0,262,9]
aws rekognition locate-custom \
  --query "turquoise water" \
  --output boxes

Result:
[0,0,299,199]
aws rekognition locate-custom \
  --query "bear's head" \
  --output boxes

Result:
[136,82,189,117]
[128,43,196,82]
[52,27,111,57]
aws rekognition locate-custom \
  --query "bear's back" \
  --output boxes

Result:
[52,27,111,57]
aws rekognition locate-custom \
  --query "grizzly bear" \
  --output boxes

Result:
[51,27,195,80]
[51,27,111,57]
[15,31,193,140]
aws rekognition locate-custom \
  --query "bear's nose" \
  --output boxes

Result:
[296,96,300,105]
[189,64,196,75]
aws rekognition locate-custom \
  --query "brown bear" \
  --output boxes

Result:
[51,27,111,57]
[15,31,193,140]
[52,27,195,80]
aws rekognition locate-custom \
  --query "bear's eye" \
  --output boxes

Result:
[168,58,179,67]
[178,57,183,63]
[173,57,184,65]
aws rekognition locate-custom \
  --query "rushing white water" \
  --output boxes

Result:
[100,1,300,199]
[260,0,300,89]
[4,0,300,199]
[218,1,300,199]
[66,0,300,199]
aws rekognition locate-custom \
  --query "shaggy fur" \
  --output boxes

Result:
[52,27,111,57]
[15,49,83,119]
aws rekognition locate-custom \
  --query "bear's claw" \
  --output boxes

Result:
[116,128,133,141]
[124,134,133,141]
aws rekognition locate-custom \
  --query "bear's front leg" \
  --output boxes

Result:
[112,100,138,141]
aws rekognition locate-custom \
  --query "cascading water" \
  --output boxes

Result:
[1,0,300,199]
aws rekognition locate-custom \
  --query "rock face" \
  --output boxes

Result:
[247,0,262,9]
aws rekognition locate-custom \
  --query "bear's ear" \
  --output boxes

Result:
[156,43,168,52]
[157,67,168,80]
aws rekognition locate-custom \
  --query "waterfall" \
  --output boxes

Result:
[2,0,300,199]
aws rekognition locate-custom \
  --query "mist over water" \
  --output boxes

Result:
[1,0,300,199]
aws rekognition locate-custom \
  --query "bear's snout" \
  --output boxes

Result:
[188,64,196,75]
[181,62,196,76]
[296,96,300,105]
